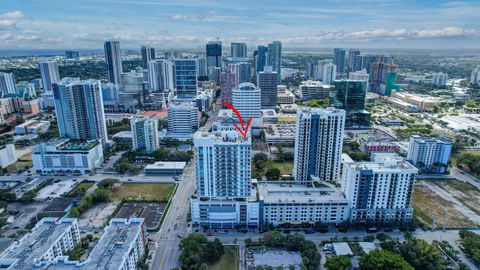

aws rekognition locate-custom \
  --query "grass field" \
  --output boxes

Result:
[271,161,294,175]
[111,183,175,201]
[413,185,477,228]
[68,181,95,195]
[429,179,480,216]
[208,245,239,270]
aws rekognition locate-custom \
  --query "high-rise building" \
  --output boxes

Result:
[257,66,278,108]
[333,48,346,73]
[348,49,360,73]
[131,115,159,153]
[407,135,452,174]
[148,59,174,92]
[432,72,448,87]
[167,101,199,135]
[141,45,155,69]
[0,72,16,97]
[293,107,345,183]
[231,42,247,59]
[208,66,221,85]
[342,153,418,223]
[53,77,108,145]
[206,41,222,69]
[315,60,337,85]
[229,62,251,85]
[39,61,60,92]
[15,82,36,98]
[306,62,316,80]
[65,50,80,60]
[354,54,381,73]
[254,45,268,75]
[332,80,370,127]
[348,69,369,82]
[299,80,331,101]
[220,71,236,105]
[198,57,207,78]
[232,82,261,120]
[174,59,199,99]
[104,41,123,84]
[369,60,397,95]
[267,41,282,81]
[470,66,480,86]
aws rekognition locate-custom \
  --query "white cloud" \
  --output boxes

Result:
[170,12,216,21]
[0,19,16,30]
[1,11,23,19]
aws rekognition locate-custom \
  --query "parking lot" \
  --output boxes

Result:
[35,179,79,200]
[115,202,166,230]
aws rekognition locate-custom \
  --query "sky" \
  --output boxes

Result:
[1,0,480,50]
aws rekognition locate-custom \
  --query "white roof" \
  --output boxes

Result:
[332,242,353,256]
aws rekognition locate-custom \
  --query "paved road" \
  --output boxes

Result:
[150,160,196,270]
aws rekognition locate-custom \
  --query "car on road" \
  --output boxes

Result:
[177,234,183,238]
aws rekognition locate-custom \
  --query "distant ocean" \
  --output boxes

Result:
[0,49,103,57]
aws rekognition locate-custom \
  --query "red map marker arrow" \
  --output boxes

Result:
[223,101,252,138]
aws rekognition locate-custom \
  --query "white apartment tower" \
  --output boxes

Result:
[407,135,452,174]
[148,59,174,92]
[342,153,418,223]
[293,107,346,183]
[0,72,16,97]
[131,115,160,153]
[194,130,252,198]
[232,82,261,120]
[167,101,199,135]
[39,61,60,92]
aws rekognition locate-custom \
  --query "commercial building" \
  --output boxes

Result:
[148,59,174,92]
[267,41,282,81]
[264,123,296,145]
[0,72,16,97]
[15,119,50,135]
[39,61,60,92]
[131,115,160,153]
[144,161,186,176]
[293,108,345,183]
[258,66,278,108]
[333,48,346,73]
[232,82,262,121]
[360,142,400,154]
[276,85,295,104]
[53,78,108,145]
[141,45,155,69]
[167,101,199,137]
[231,42,247,58]
[65,50,80,59]
[206,41,222,69]
[258,182,349,226]
[432,72,448,87]
[32,138,104,175]
[407,135,452,174]
[299,80,331,101]
[348,69,369,88]
[342,153,418,223]
[391,92,441,112]
[348,49,360,73]
[104,40,123,84]
[0,144,16,168]
[254,45,268,75]
[332,80,370,127]
[220,71,236,104]
[174,58,199,99]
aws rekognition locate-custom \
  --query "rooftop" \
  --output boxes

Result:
[194,130,251,144]
[252,251,302,268]
[257,182,347,204]
[145,161,187,170]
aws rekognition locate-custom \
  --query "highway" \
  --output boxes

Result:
[149,158,196,270]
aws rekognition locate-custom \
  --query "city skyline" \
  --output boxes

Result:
[0,0,479,50]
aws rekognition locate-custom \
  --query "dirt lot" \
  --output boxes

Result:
[413,180,480,228]
[77,201,120,229]
[111,183,175,201]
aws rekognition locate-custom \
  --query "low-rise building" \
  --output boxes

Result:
[144,161,186,176]
[15,120,50,135]
[407,135,452,174]
[0,144,16,168]
[360,141,400,154]
[264,123,296,145]
[391,92,441,111]
[299,80,331,101]
[32,139,104,175]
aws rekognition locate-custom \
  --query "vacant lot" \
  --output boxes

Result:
[429,179,480,216]
[111,183,175,201]
[6,153,32,173]
[68,181,95,196]
[413,183,478,228]
[208,245,239,270]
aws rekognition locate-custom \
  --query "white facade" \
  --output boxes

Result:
[432,72,448,87]
[167,101,199,136]
[471,66,480,86]
[0,72,16,97]
[191,198,259,229]
[407,135,452,173]
[299,80,331,101]
[131,115,160,153]
[342,153,418,223]
[32,139,104,175]
[148,59,174,92]
[232,82,261,120]
[39,61,60,92]
[15,120,50,135]
[348,69,369,89]
[0,144,17,168]
[315,60,337,85]
[293,108,345,183]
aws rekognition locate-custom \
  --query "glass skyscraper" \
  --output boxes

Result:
[332,80,370,127]
[333,48,346,73]
[174,59,199,99]
[104,41,123,84]
[267,41,282,81]
[206,41,222,69]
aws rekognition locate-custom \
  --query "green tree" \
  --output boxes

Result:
[399,239,447,270]
[360,249,414,270]
[91,188,112,203]
[98,178,119,189]
[265,168,281,180]
[262,230,285,246]
[325,256,351,270]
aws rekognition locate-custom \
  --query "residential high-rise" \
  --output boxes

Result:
[254,45,268,75]
[231,42,247,59]
[104,41,123,84]
[316,61,337,84]
[267,41,282,81]
[53,77,108,145]
[174,59,199,99]
[0,72,16,97]
[220,71,236,105]
[39,61,60,92]
[15,82,36,98]
[65,50,80,59]
[232,82,261,120]
[208,66,221,85]
[407,135,452,174]
[332,80,370,127]
[141,45,155,69]
[348,69,369,83]
[167,101,199,135]
[342,153,418,223]
[369,61,397,95]
[131,115,159,153]
[333,48,346,73]
[198,57,207,78]
[432,72,448,87]
[354,54,381,73]
[229,62,251,85]
[293,108,345,183]
[348,49,360,73]
[206,41,222,69]
[148,59,174,92]
[257,66,278,108]
[470,66,480,86]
